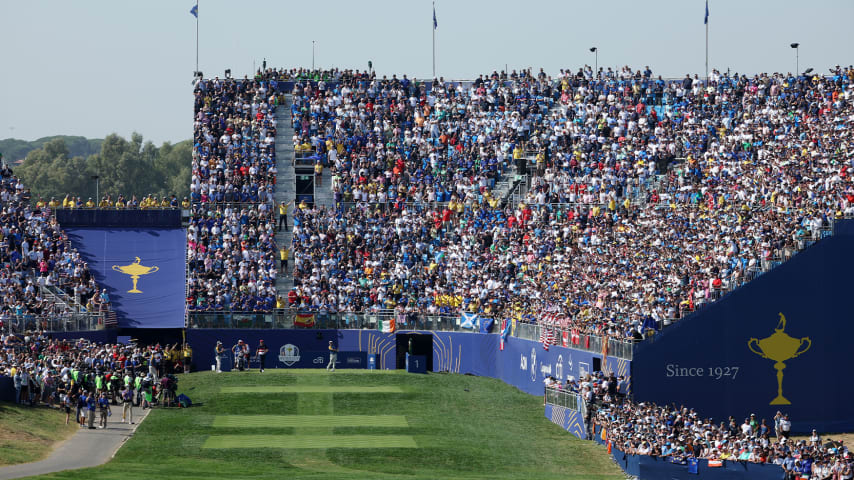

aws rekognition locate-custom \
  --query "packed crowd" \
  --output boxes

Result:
[189,75,282,311]
[185,203,278,311]
[36,194,188,210]
[0,165,111,328]
[289,69,553,206]
[191,76,278,204]
[569,371,854,478]
[286,65,854,341]
[0,332,191,427]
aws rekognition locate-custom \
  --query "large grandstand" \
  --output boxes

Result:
[2,63,854,479]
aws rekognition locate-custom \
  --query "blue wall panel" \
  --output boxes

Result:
[57,209,181,228]
[633,230,854,432]
[187,329,339,370]
[545,404,587,439]
[183,329,619,397]
[66,228,187,329]
[592,426,784,479]
[495,336,603,395]
[338,330,397,369]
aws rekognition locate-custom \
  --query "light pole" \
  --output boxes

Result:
[589,47,598,78]
[91,175,100,202]
[790,43,799,75]
[312,41,315,70]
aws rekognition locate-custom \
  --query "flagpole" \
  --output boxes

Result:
[432,1,436,78]
[195,0,199,74]
[705,0,708,83]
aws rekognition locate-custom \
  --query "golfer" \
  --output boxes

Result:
[327,341,337,372]
[215,341,224,373]
[257,340,269,373]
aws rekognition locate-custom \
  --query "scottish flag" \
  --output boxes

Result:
[190,3,198,18]
[433,5,437,29]
[460,312,479,329]
[704,0,708,25]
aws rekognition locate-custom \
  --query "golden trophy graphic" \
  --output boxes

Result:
[111,257,159,294]
[747,313,811,405]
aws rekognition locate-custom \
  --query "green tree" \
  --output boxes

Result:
[14,133,191,202]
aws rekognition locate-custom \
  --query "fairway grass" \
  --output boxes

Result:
[212,415,409,428]
[203,434,418,449]
[220,385,403,393]
[22,370,623,479]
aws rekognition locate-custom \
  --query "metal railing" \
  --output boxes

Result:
[545,387,588,419]
[512,322,635,360]
[187,310,485,332]
[1,313,106,334]
[48,205,182,210]
[189,201,274,209]
[294,150,321,165]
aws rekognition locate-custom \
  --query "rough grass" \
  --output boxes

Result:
[19,370,623,479]
[0,403,78,466]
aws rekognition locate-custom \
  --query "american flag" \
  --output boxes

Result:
[540,326,555,350]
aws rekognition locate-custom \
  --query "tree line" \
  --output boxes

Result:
[8,134,192,202]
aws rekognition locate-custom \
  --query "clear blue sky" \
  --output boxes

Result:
[1,0,852,145]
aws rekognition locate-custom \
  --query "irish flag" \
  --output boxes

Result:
[378,317,396,333]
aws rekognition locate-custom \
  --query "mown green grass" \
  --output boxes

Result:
[212,415,410,427]
[23,370,622,479]
[0,403,77,465]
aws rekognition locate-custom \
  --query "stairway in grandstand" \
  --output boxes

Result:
[312,157,334,210]
[274,97,296,296]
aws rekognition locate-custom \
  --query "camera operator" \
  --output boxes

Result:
[159,374,178,407]
[98,391,111,429]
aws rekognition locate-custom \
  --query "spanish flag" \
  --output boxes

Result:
[294,313,316,328]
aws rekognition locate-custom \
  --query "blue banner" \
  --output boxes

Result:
[633,223,854,432]
[57,209,181,228]
[66,228,186,328]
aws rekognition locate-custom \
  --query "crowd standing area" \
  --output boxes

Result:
[277,65,854,343]
[187,76,280,312]
[0,165,114,331]
[547,374,853,479]
[0,331,190,427]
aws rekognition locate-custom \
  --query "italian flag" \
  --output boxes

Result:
[378,318,396,333]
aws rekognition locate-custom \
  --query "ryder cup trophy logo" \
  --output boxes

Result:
[279,344,300,366]
[111,257,159,293]
[747,313,811,405]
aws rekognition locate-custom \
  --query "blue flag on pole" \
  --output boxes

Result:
[704,0,708,24]
[433,5,437,29]
[499,319,511,350]
[190,3,198,18]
